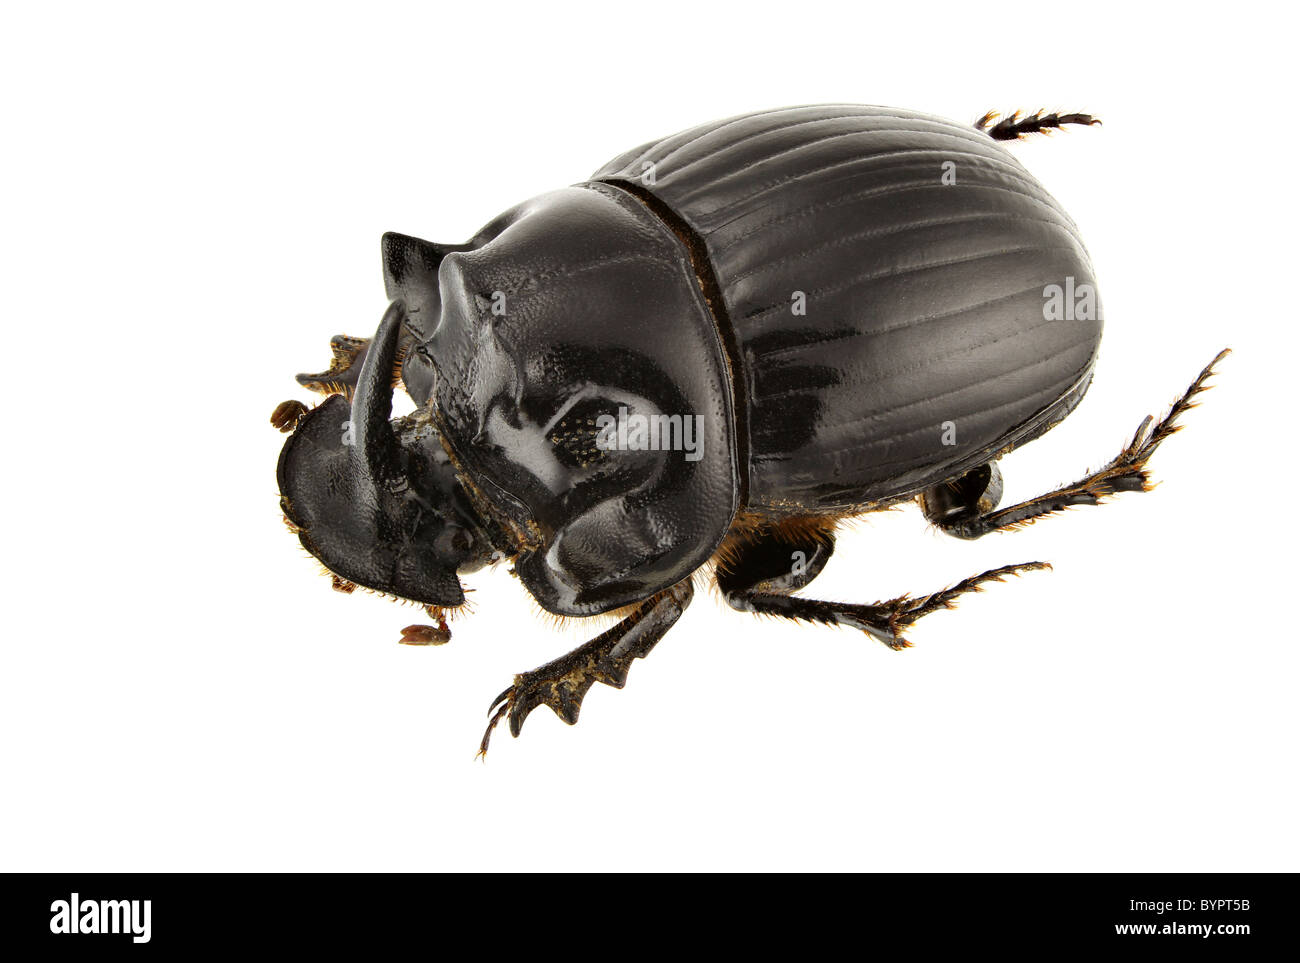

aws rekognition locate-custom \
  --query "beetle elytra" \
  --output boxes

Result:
[271,105,1228,753]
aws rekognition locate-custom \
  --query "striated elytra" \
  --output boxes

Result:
[271,104,1227,753]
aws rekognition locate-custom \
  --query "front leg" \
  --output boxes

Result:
[478,580,694,755]
[295,334,373,397]
[295,330,418,398]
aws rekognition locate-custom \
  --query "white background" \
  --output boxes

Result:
[3,2,1294,872]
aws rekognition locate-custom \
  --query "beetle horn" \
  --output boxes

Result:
[276,297,488,608]
[348,299,407,481]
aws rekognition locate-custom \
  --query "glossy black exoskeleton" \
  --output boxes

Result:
[272,105,1227,753]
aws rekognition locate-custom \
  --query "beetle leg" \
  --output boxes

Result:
[718,528,1047,647]
[295,332,413,398]
[477,581,693,756]
[919,462,1004,528]
[975,109,1101,140]
[295,334,370,397]
[937,348,1230,539]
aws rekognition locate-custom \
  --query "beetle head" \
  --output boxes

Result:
[276,301,493,607]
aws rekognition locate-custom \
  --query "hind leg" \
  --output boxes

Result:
[926,349,1229,539]
[975,109,1101,140]
[715,519,1046,648]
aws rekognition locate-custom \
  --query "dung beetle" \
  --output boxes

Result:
[271,104,1228,754]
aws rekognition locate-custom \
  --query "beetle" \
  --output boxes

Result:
[271,104,1227,754]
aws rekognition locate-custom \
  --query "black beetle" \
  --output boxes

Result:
[271,105,1227,753]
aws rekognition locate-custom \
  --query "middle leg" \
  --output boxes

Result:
[715,517,1047,648]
